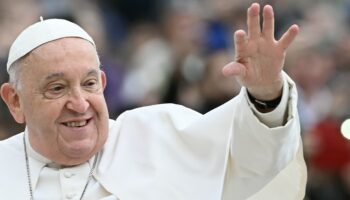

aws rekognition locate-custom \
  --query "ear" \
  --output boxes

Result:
[100,70,107,90]
[0,83,25,123]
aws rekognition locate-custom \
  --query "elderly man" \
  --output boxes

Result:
[0,3,306,200]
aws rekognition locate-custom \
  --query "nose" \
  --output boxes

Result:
[66,88,90,113]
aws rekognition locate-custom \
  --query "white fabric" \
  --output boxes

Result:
[24,131,116,200]
[247,73,290,127]
[0,73,306,200]
[7,19,95,71]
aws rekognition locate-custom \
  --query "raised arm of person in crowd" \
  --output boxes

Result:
[222,3,298,106]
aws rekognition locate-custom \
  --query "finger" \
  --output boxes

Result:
[262,5,274,40]
[247,3,261,39]
[222,62,246,77]
[234,30,247,55]
[278,24,299,50]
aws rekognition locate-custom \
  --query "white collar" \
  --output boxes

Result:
[24,128,97,189]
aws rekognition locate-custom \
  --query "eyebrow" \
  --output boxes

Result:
[43,69,100,81]
[86,69,100,77]
[44,72,65,81]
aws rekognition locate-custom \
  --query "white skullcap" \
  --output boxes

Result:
[7,18,95,72]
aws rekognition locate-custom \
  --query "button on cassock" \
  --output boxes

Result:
[63,171,75,178]
[65,192,77,199]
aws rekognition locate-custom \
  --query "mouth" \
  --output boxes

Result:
[62,119,91,128]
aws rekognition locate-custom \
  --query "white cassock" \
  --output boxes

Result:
[0,72,306,200]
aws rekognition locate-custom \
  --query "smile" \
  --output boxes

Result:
[63,119,90,127]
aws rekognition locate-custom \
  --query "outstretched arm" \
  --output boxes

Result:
[222,3,299,101]
[220,3,306,200]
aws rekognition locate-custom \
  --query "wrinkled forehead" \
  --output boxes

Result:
[18,38,100,84]
[17,37,98,70]
[29,37,99,70]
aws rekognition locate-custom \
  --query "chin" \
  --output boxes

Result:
[58,151,95,166]
[60,141,94,159]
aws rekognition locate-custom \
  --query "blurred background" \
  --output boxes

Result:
[0,0,349,199]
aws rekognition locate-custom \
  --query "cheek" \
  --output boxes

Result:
[92,96,109,133]
[92,95,109,116]
[23,97,65,125]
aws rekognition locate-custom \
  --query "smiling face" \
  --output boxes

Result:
[12,38,109,165]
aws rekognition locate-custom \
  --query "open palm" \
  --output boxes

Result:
[223,3,299,100]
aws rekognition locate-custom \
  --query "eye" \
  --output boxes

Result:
[44,84,67,99]
[48,84,65,93]
[85,79,97,86]
[51,85,64,92]
[83,78,101,92]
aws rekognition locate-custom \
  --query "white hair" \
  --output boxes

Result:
[8,55,28,90]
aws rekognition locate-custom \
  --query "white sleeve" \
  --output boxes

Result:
[246,73,290,128]
[223,72,306,200]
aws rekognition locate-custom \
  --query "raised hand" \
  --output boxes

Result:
[222,3,299,100]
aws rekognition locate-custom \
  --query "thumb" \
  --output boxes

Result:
[222,62,246,77]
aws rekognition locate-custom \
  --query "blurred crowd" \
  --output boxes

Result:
[0,0,349,199]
